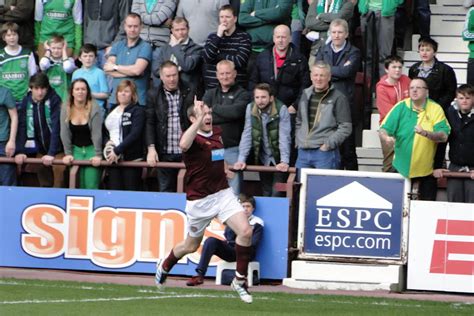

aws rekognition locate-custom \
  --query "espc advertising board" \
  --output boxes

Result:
[297,169,410,261]
[408,201,474,293]
[0,187,289,279]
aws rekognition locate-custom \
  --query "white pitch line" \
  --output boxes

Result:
[0,280,107,291]
[0,294,228,305]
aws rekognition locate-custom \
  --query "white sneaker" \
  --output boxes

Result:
[231,278,253,304]
[155,259,168,289]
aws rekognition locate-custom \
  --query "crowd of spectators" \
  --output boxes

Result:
[0,0,472,202]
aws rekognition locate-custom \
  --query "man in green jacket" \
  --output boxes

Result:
[463,0,474,85]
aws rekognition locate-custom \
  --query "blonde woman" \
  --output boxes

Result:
[60,78,103,189]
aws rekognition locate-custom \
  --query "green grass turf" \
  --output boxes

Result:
[0,278,472,315]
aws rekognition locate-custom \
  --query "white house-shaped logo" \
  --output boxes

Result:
[316,181,392,209]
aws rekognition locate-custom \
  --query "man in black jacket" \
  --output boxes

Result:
[15,73,63,187]
[203,60,249,195]
[146,60,195,192]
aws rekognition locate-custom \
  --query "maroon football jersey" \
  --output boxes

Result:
[183,127,229,200]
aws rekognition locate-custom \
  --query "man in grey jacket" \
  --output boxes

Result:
[83,0,132,68]
[234,83,291,196]
[295,61,351,169]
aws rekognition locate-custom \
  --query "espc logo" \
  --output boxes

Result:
[21,196,224,268]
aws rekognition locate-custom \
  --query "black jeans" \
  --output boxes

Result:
[157,153,182,192]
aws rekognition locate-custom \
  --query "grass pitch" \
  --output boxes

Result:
[0,278,472,315]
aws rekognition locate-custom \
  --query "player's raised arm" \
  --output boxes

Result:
[179,97,207,152]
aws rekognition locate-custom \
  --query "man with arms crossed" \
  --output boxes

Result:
[155,100,254,304]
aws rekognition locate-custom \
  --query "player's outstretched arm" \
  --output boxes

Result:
[179,99,205,152]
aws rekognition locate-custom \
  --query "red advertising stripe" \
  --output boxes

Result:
[430,241,474,276]
[435,219,474,236]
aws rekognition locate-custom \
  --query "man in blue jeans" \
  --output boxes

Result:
[295,61,352,170]
[186,193,264,286]
[0,86,17,186]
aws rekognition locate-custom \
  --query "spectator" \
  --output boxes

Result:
[305,0,356,65]
[234,83,291,197]
[131,0,176,87]
[238,0,292,54]
[0,0,35,50]
[316,18,360,171]
[290,0,308,51]
[72,44,109,117]
[34,0,83,58]
[104,13,152,107]
[379,77,450,201]
[295,61,352,170]
[176,0,229,46]
[154,17,203,94]
[358,0,400,79]
[376,55,410,172]
[0,22,37,103]
[104,80,145,191]
[250,24,310,114]
[39,35,76,103]
[60,79,103,189]
[0,85,17,186]
[463,0,474,85]
[203,60,249,195]
[186,193,264,286]
[15,73,64,188]
[408,37,457,178]
[203,4,251,89]
[83,0,132,68]
[146,61,195,192]
[434,84,474,203]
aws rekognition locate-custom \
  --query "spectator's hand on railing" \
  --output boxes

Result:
[63,155,74,166]
[41,155,54,166]
[276,162,289,172]
[5,140,15,157]
[14,154,27,165]
[146,147,159,167]
[471,171,474,180]
[91,156,101,167]
[233,161,247,170]
[433,169,447,178]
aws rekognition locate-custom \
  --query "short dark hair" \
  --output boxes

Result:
[456,84,474,97]
[79,43,97,57]
[1,22,19,38]
[418,36,438,52]
[254,83,274,96]
[410,77,429,89]
[29,73,50,89]
[49,34,65,44]
[219,4,236,16]
[160,60,178,73]
[384,55,404,69]
[125,12,142,24]
[239,193,256,209]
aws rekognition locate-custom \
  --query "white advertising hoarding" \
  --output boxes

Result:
[408,201,474,293]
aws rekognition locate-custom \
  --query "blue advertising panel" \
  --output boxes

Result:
[301,171,406,259]
[0,187,289,279]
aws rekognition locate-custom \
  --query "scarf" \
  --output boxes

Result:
[316,0,343,14]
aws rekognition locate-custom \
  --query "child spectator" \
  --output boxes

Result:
[434,84,474,203]
[376,55,411,172]
[0,22,37,103]
[72,44,109,117]
[463,0,474,85]
[60,79,103,189]
[39,35,76,103]
[408,37,457,178]
[186,193,264,286]
[103,80,145,191]
[34,0,83,57]
[0,85,17,186]
[15,73,64,188]
[0,1,35,50]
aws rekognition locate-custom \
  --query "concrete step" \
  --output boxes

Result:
[430,15,465,36]
[370,113,380,130]
[411,34,468,53]
[362,130,381,148]
[359,165,383,172]
[402,65,467,85]
[436,0,470,6]
[431,4,468,15]
[358,158,383,165]
[404,51,469,63]
[356,147,383,159]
